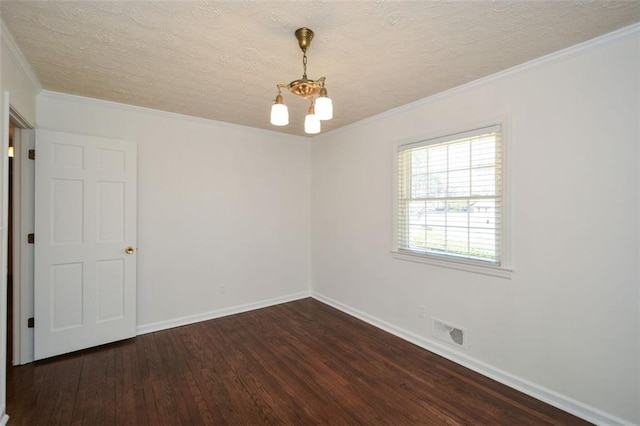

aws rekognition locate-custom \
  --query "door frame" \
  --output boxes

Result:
[9,110,34,365]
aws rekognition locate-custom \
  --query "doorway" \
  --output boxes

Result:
[7,112,35,366]
[6,122,13,367]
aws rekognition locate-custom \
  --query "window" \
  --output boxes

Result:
[396,124,504,267]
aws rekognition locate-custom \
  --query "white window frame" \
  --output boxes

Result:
[392,121,512,279]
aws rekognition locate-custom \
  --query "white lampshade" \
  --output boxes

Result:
[304,112,321,134]
[315,96,333,121]
[270,103,289,126]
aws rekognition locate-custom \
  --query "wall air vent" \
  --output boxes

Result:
[432,318,466,348]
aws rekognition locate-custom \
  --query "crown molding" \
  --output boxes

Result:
[38,90,309,143]
[1,20,42,93]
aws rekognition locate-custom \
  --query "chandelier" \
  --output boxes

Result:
[270,27,333,134]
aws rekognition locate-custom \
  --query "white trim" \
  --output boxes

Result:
[391,250,512,279]
[311,292,634,426]
[10,126,21,366]
[8,108,32,130]
[38,91,308,143]
[637,44,640,423]
[16,129,34,365]
[0,412,8,426]
[136,291,311,336]
[317,23,640,141]
[0,20,42,93]
[0,93,9,426]
[398,124,502,151]
[9,122,35,366]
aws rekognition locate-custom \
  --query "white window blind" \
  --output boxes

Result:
[397,125,503,265]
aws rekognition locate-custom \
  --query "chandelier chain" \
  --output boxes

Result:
[302,51,308,79]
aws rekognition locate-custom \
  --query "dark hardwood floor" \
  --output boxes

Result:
[7,298,589,425]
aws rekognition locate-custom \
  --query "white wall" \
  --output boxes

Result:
[1,22,39,126]
[37,93,312,330]
[311,27,640,424]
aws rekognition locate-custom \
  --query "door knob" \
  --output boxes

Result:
[125,246,135,254]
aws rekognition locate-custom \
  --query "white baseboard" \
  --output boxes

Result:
[136,291,311,336]
[311,292,633,426]
[0,413,8,426]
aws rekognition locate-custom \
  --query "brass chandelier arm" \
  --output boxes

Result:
[276,77,326,89]
[276,76,327,100]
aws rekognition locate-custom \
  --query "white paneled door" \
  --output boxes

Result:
[34,130,137,360]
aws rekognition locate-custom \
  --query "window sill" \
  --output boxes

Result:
[391,250,512,279]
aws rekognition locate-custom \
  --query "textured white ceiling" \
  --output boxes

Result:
[1,1,639,136]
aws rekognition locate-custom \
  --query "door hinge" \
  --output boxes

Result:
[27,233,34,244]
[28,317,34,328]
[28,149,35,160]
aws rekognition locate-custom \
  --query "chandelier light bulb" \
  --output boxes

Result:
[270,93,289,126]
[304,103,321,134]
[315,87,333,121]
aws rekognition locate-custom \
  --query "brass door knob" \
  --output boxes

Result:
[125,246,135,254]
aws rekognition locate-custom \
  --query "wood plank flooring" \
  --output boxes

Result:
[7,298,590,425]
